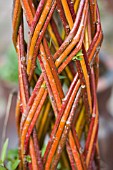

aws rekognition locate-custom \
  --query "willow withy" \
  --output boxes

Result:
[12,0,103,169]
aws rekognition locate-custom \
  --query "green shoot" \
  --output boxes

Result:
[48,38,52,48]
[41,83,46,89]
[0,139,9,163]
[25,155,31,163]
[72,50,83,61]
[59,75,67,79]
[35,59,42,76]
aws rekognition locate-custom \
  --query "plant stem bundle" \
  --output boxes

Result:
[12,0,103,169]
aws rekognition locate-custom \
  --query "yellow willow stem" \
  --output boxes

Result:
[65,66,73,82]
[80,55,92,114]
[75,106,85,139]
[47,24,59,50]
[38,101,51,140]
[74,0,80,13]
[84,26,89,51]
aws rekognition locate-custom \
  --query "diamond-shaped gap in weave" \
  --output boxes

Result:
[12,0,103,169]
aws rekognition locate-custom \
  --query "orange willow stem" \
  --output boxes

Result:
[61,0,74,29]
[12,0,22,49]
[15,95,21,136]
[29,137,38,170]
[27,0,54,75]
[20,0,34,26]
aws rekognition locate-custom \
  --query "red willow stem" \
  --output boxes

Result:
[72,102,83,127]
[72,126,87,170]
[66,141,77,170]
[88,127,98,170]
[50,18,63,46]
[84,68,99,168]
[39,42,62,111]
[67,0,76,21]
[43,38,64,100]
[56,0,70,35]
[30,0,46,33]
[18,30,27,112]
[18,19,29,103]
[33,128,44,169]
[28,162,33,170]
[24,90,48,152]
[89,0,97,38]
[87,5,103,62]
[38,55,59,116]
[20,74,44,131]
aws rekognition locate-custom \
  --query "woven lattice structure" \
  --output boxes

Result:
[12,0,103,169]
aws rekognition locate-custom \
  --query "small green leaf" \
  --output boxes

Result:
[41,83,46,89]
[1,139,9,163]
[57,162,61,169]
[72,50,83,61]
[59,75,67,79]
[35,59,42,76]
[48,38,52,48]
[41,144,46,157]
[25,155,31,163]
[12,159,20,170]
[76,50,83,57]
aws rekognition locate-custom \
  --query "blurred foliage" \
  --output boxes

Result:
[0,139,20,170]
[0,45,18,83]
